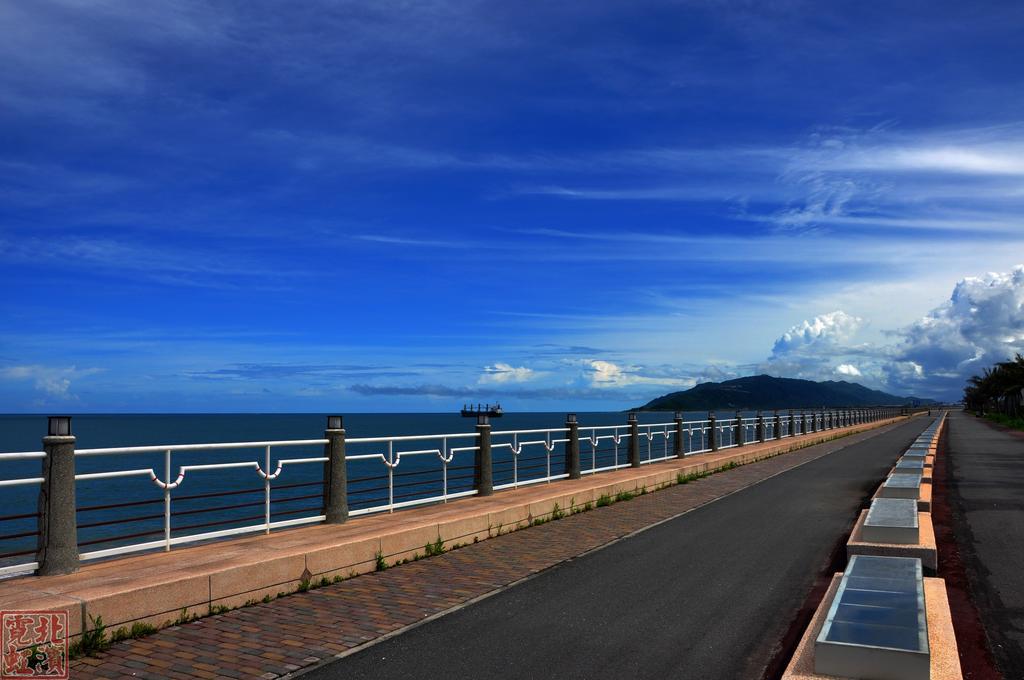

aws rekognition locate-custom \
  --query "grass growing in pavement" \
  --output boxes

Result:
[424,535,445,557]
[69,615,160,659]
[109,622,158,644]
[68,615,107,658]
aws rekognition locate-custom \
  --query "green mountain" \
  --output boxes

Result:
[640,375,935,411]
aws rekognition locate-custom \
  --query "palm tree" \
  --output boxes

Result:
[964,354,1024,417]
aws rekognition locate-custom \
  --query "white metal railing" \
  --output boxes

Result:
[717,420,737,449]
[0,451,47,576]
[686,420,712,454]
[491,427,569,490]
[73,438,330,562]
[0,451,46,488]
[0,409,900,576]
[579,424,631,474]
[638,422,675,465]
[345,432,478,514]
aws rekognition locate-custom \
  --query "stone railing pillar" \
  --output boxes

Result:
[673,412,684,458]
[709,412,718,451]
[628,413,641,467]
[735,411,744,447]
[474,414,493,496]
[38,416,79,576]
[788,409,796,437]
[756,410,765,442]
[566,414,581,480]
[774,410,782,440]
[323,415,348,524]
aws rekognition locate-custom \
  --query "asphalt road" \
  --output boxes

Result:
[306,418,929,680]
[947,411,1024,675]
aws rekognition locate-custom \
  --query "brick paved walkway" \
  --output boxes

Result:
[70,421,905,679]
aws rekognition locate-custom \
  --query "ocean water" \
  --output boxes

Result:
[0,410,761,568]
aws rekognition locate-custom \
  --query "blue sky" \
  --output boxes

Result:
[2,1,1024,412]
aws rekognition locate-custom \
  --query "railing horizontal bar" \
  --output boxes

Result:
[640,455,675,465]
[347,433,477,444]
[80,538,166,559]
[390,467,450,479]
[493,473,569,491]
[75,439,330,456]
[0,511,40,522]
[76,469,152,481]
[581,463,632,475]
[0,452,46,461]
[0,562,38,577]
[271,505,323,518]
[79,527,164,546]
[391,478,446,491]
[174,513,267,533]
[0,529,38,540]
[175,486,264,502]
[78,497,162,512]
[79,515,328,561]
[349,489,478,516]
[269,480,326,491]
[79,514,162,529]
[0,478,44,488]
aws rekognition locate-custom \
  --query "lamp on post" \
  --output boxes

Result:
[48,416,72,437]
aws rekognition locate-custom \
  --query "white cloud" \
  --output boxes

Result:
[760,308,905,387]
[771,311,863,356]
[894,266,1024,390]
[807,142,1024,176]
[588,360,694,389]
[835,363,861,377]
[527,124,1024,242]
[479,363,538,384]
[0,364,102,399]
[752,265,1024,398]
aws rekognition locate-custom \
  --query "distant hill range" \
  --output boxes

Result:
[640,375,936,411]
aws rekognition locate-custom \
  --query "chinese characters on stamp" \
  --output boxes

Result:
[1,611,68,679]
